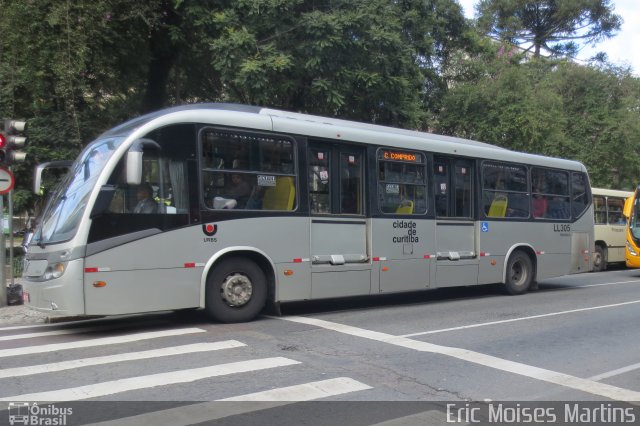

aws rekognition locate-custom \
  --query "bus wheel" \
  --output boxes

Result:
[205,258,267,323]
[504,251,533,295]
[593,246,606,272]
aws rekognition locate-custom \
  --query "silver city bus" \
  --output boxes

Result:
[591,187,632,271]
[22,104,593,322]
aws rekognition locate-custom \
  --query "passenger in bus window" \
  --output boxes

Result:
[226,174,252,208]
[532,190,548,218]
[133,183,158,214]
[548,196,570,219]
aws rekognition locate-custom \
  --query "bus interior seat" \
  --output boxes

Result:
[396,200,414,214]
[262,177,295,210]
[488,195,508,217]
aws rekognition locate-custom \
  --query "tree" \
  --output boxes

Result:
[476,0,622,57]
[201,0,469,127]
[436,42,640,189]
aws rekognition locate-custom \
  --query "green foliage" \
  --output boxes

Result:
[437,45,640,189]
[203,0,469,127]
[1,0,640,214]
[476,0,622,57]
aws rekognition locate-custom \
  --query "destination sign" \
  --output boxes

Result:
[381,150,421,163]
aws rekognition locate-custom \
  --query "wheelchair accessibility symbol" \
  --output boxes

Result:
[481,222,489,232]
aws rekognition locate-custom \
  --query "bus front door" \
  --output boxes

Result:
[433,157,478,287]
[307,143,370,298]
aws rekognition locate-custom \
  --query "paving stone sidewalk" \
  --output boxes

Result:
[0,304,49,326]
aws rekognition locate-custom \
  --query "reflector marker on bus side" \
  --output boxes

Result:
[293,258,310,263]
[184,263,205,268]
[84,267,111,273]
[479,252,491,257]
[536,251,545,255]
[423,254,431,259]
[372,257,387,262]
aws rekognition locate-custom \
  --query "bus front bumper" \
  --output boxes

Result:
[22,258,86,317]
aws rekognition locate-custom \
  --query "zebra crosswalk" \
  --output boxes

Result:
[0,320,373,423]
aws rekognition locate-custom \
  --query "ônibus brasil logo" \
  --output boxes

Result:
[202,223,218,236]
[7,402,73,425]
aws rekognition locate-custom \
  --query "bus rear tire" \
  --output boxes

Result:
[205,258,267,323]
[593,245,606,272]
[504,251,533,295]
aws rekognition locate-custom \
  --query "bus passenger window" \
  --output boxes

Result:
[434,162,449,217]
[340,153,362,214]
[571,172,590,218]
[593,196,606,224]
[482,161,528,219]
[607,197,624,225]
[308,149,331,214]
[377,149,427,215]
[201,129,297,211]
[532,167,570,220]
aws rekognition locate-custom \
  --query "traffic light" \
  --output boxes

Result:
[0,119,27,164]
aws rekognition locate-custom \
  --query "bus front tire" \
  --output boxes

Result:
[593,246,606,272]
[205,258,267,323]
[504,251,533,295]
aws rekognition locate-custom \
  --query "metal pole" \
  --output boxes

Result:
[0,195,6,307]
[7,189,15,287]
[8,186,13,287]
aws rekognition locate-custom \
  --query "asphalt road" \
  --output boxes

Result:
[1,267,639,424]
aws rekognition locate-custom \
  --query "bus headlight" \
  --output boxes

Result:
[43,262,67,280]
[627,241,637,256]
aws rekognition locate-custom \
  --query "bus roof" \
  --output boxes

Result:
[100,103,587,172]
[591,187,633,198]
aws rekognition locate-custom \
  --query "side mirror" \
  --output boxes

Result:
[126,138,160,185]
[90,185,116,218]
[33,161,73,194]
[126,150,143,185]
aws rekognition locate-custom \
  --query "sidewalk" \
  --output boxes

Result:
[0,304,49,326]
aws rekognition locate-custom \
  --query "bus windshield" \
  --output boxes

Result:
[33,137,124,246]
[631,196,640,241]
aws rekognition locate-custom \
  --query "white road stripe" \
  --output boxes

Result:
[218,377,371,401]
[87,378,371,426]
[0,326,106,342]
[0,341,245,379]
[397,299,640,337]
[0,357,300,402]
[574,280,640,288]
[0,313,155,332]
[278,316,640,402]
[0,323,53,332]
[0,328,206,358]
[589,362,640,382]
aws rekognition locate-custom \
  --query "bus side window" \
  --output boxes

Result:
[482,161,527,218]
[593,195,606,224]
[377,149,427,215]
[434,162,449,217]
[201,129,297,211]
[571,172,590,219]
[607,197,624,225]
[532,167,570,220]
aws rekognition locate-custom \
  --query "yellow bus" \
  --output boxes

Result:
[592,188,633,271]
[624,186,640,268]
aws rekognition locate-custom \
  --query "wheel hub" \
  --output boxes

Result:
[221,273,253,307]
[510,261,527,285]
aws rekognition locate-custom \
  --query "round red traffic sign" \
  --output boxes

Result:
[0,166,15,195]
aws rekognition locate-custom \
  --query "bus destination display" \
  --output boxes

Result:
[382,150,420,163]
